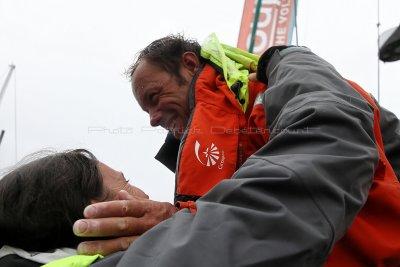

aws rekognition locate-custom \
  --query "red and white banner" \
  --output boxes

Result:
[237,0,296,55]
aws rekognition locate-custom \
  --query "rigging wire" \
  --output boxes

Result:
[294,0,299,45]
[377,0,381,103]
[249,0,262,53]
[13,66,17,163]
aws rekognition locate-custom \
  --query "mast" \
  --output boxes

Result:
[0,64,16,150]
[0,130,4,147]
[0,64,16,108]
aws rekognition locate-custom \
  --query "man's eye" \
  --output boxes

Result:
[149,94,158,103]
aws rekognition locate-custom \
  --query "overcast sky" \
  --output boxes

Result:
[0,0,399,202]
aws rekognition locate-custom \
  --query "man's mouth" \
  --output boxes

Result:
[169,122,176,131]
[163,117,176,131]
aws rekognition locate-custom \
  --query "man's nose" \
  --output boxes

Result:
[149,109,162,127]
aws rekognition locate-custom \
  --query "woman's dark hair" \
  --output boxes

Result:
[127,33,203,85]
[0,149,105,251]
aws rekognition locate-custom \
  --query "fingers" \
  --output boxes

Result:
[117,190,135,200]
[73,217,150,237]
[75,199,177,244]
[83,199,146,219]
[77,236,138,256]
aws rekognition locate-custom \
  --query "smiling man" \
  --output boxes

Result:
[129,37,201,140]
[77,34,400,267]
[131,54,194,139]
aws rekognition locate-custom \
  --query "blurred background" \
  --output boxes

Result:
[0,0,399,202]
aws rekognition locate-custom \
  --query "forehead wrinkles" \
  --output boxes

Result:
[132,71,152,102]
[131,60,174,104]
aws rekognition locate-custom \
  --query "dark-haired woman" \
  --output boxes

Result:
[0,149,149,266]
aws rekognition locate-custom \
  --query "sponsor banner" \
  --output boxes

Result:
[237,0,296,55]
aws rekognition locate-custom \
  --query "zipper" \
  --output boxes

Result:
[238,142,244,168]
[174,65,204,203]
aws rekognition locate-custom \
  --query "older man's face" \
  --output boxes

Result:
[131,59,194,139]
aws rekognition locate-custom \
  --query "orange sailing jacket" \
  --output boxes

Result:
[148,47,400,266]
[174,64,268,207]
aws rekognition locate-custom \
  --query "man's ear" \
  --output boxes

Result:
[181,52,200,75]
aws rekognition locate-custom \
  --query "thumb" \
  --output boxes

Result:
[248,73,257,82]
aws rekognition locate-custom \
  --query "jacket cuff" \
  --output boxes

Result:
[256,45,292,84]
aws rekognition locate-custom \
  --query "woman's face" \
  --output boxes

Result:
[97,162,149,200]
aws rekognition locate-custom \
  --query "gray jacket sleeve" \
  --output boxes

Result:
[106,47,378,267]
